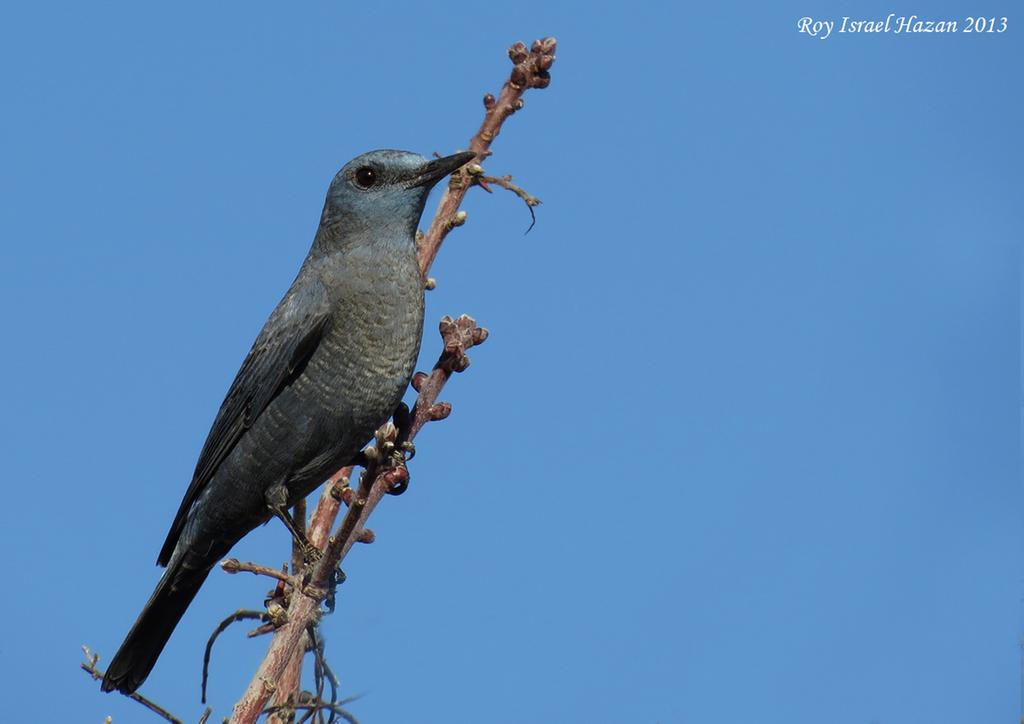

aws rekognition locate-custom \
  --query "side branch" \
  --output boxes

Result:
[81,646,189,724]
[417,37,556,274]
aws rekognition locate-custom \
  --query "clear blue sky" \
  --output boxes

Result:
[1,2,1020,722]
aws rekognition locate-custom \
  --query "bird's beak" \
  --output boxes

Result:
[407,151,477,189]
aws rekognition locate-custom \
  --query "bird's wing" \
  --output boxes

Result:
[157,276,331,565]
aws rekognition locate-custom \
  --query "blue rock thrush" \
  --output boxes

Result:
[101,149,475,694]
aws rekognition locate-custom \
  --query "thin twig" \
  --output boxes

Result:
[246,622,277,638]
[81,646,184,724]
[230,38,556,724]
[303,623,326,723]
[220,558,293,585]
[321,660,341,724]
[473,173,540,232]
[418,37,556,274]
[262,701,360,724]
[201,610,270,704]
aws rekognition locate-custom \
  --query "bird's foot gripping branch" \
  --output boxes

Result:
[227,313,491,723]
[194,312,491,720]
[308,314,491,594]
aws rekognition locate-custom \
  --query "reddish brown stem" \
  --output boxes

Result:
[220,559,292,585]
[230,37,555,724]
[266,652,303,724]
[417,36,556,275]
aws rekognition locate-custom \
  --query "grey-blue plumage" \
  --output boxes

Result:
[102,149,475,695]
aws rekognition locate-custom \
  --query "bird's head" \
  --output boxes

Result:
[319,149,475,241]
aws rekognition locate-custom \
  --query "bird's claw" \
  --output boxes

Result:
[302,543,323,565]
[266,497,321,567]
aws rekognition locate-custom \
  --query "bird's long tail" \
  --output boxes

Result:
[101,557,212,695]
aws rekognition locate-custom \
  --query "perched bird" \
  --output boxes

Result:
[101,149,475,695]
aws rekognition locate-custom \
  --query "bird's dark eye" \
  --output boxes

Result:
[354,166,377,188]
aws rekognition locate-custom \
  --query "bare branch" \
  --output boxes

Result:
[263,701,360,724]
[418,36,556,274]
[81,645,184,724]
[201,610,271,704]
[230,38,556,723]
[471,170,541,232]
[220,558,293,585]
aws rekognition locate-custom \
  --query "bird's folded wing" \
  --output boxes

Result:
[157,277,331,566]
